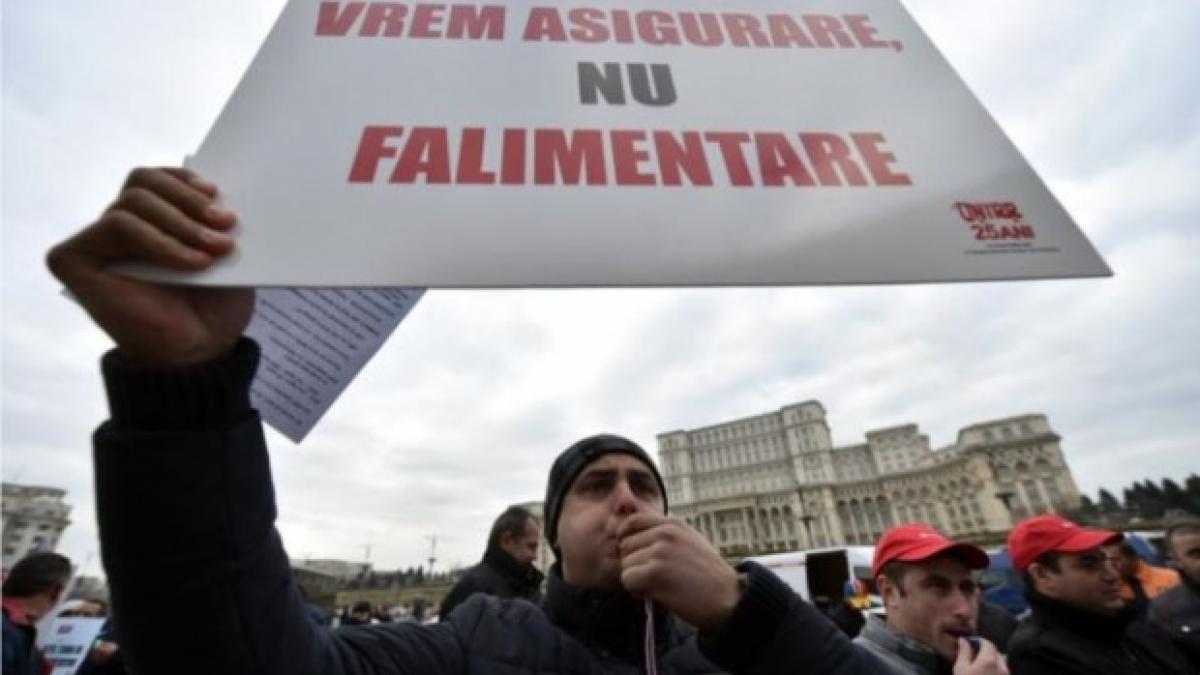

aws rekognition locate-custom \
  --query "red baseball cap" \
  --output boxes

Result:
[871,523,989,577]
[1007,514,1121,572]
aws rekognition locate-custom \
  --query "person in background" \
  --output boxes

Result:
[1106,540,1179,619]
[2,552,72,675]
[826,578,870,638]
[854,523,1008,675]
[342,600,374,626]
[410,595,428,623]
[1005,515,1191,675]
[439,505,544,622]
[1149,521,1200,669]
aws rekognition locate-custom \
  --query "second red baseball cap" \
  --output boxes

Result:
[872,523,989,577]
[1007,514,1121,572]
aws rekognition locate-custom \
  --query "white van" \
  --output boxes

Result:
[747,546,877,611]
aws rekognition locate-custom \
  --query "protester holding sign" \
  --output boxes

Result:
[47,166,895,673]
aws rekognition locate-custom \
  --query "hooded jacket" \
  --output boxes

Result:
[93,339,885,675]
[1007,589,1192,675]
[437,545,544,621]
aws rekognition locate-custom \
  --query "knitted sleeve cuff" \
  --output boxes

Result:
[101,338,259,431]
[698,561,795,673]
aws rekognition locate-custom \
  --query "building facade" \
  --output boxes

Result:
[2,482,72,567]
[291,558,373,583]
[657,402,1081,558]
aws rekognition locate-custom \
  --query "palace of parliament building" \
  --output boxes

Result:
[656,401,1081,557]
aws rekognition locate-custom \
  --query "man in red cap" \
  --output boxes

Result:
[855,523,1008,675]
[1005,514,1191,675]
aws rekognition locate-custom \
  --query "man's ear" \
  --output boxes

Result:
[1028,563,1054,592]
[877,575,896,608]
[499,530,516,548]
[48,581,66,605]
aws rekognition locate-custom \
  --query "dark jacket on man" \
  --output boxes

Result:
[2,599,47,675]
[975,600,1018,654]
[1149,574,1200,670]
[92,340,885,674]
[1007,589,1193,675]
[438,546,543,621]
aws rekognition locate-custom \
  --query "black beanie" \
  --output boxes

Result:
[543,433,668,553]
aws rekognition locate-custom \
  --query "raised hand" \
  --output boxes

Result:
[617,512,741,632]
[46,167,254,366]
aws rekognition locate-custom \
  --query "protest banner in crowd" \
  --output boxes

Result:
[37,616,105,675]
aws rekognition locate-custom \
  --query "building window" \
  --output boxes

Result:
[1042,479,1064,505]
[1022,480,1045,513]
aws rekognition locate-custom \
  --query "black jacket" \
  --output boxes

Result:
[2,604,44,675]
[1007,589,1193,675]
[1150,575,1200,670]
[975,600,1018,654]
[94,340,886,675]
[438,546,543,621]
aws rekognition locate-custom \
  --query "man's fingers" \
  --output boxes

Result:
[620,538,664,570]
[102,210,213,270]
[955,638,972,667]
[976,638,998,660]
[615,512,671,540]
[114,187,233,254]
[124,167,235,230]
[618,521,677,556]
[619,558,654,596]
[159,167,219,197]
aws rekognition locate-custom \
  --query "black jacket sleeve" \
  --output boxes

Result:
[438,571,486,622]
[698,562,885,675]
[94,340,466,675]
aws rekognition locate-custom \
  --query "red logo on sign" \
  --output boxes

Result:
[953,201,1035,241]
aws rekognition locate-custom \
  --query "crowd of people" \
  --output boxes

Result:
[7,165,1196,673]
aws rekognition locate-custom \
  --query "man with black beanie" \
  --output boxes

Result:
[47,166,887,673]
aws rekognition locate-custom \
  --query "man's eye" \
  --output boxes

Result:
[632,481,656,496]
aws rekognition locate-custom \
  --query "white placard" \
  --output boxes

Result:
[37,617,105,675]
[145,0,1110,286]
[246,287,423,442]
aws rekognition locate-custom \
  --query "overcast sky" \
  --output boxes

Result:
[3,1,1198,578]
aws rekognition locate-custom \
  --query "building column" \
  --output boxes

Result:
[823,490,846,545]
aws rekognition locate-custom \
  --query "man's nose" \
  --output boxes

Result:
[1101,560,1120,582]
[611,479,641,514]
[950,592,974,619]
